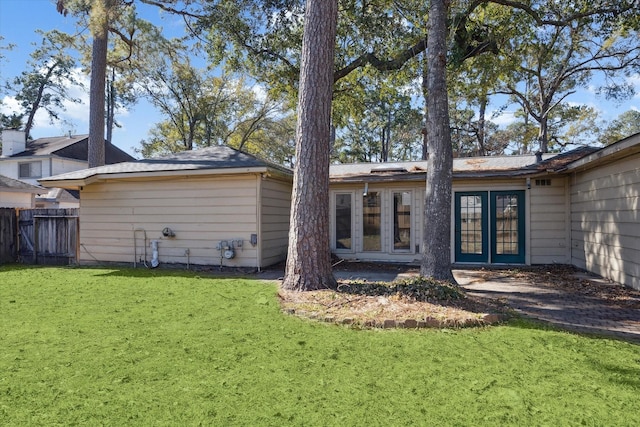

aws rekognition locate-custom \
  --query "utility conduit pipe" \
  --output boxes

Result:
[133,229,148,268]
[150,240,159,268]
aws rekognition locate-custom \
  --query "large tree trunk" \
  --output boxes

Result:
[421,51,428,160]
[88,0,110,168]
[538,115,549,153]
[421,0,456,283]
[477,94,487,156]
[106,67,115,143]
[282,0,338,292]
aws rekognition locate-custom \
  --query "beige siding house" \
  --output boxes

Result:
[328,150,593,267]
[41,134,640,289]
[0,174,43,208]
[327,138,640,290]
[41,147,292,269]
[565,133,640,290]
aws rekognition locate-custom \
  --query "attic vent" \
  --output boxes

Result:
[370,166,407,174]
[535,179,552,186]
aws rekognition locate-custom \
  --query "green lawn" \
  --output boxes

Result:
[1,265,639,426]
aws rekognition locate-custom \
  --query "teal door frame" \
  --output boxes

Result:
[490,190,526,264]
[454,192,489,263]
[454,190,526,264]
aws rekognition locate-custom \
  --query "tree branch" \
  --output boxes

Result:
[138,0,203,19]
[487,0,637,26]
[334,37,427,82]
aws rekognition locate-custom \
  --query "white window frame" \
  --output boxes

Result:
[390,189,414,254]
[18,161,42,179]
[331,190,356,253]
[361,188,383,252]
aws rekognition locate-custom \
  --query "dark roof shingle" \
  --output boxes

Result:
[40,145,292,183]
[11,134,135,164]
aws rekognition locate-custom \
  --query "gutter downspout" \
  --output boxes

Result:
[566,174,573,264]
[256,173,263,272]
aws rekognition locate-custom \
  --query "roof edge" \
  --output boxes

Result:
[563,132,640,172]
[39,165,278,188]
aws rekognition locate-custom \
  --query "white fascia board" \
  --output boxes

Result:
[565,133,640,172]
[39,166,271,188]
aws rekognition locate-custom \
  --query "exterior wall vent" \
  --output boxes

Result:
[370,166,407,174]
[535,179,552,186]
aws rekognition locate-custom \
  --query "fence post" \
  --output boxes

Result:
[0,208,18,264]
[34,215,39,264]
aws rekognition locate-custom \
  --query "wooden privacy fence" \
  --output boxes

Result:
[17,208,79,265]
[0,208,18,264]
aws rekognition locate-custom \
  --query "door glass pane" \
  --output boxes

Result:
[494,194,519,255]
[460,195,483,254]
[363,191,381,251]
[393,191,411,251]
[335,193,352,249]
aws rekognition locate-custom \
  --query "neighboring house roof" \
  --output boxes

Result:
[40,146,293,188]
[10,134,135,164]
[0,174,43,193]
[330,146,598,182]
[35,187,79,203]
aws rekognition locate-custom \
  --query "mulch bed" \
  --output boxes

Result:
[278,262,640,329]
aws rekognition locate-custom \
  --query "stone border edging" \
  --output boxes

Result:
[284,308,504,329]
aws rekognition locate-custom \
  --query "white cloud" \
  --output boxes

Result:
[628,73,640,99]
[0,68,111,137]
[251,83,268,103]
[489,110,517,127]
[0,95,21,114]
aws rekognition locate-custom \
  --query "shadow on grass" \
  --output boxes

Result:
[591,360,640,388]
[2,263,280,283]
[4,264,638,344]
[60,264,267,280]
[0,263,41,271]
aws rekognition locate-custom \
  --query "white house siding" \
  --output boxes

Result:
[0,157,49,186]
[570,154,640,290]
[0,162,14,180]
[0,159,27,181]
[0,157,84,186]
[259,176,292,267]
[0,191,34,208]
[529,176,570,264]
[51,158,87,178]
[78,174,263,268]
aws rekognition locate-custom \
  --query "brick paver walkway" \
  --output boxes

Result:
[455,270,640,343]
[261,266,640,343]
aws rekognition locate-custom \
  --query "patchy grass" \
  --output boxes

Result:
[1,265,639,426]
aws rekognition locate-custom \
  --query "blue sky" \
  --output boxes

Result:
[1,0,639,158]
[0,0,184,158]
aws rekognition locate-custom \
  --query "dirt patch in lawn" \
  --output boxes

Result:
[278,263,640,329]
[279,264,512,329]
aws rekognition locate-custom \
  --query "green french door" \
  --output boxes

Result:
[491,191,525,263]
[455,192,488,262]
[455,191,525,264]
